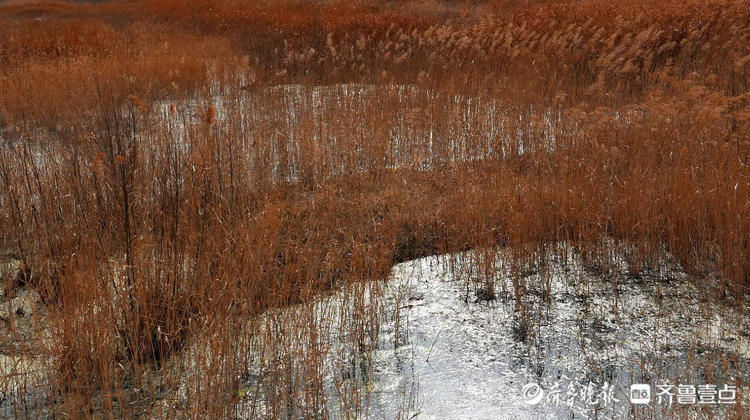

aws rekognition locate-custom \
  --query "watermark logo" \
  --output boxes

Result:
[630,384,651,404]
[521,383,544,405]
[519,380,620,410]
[521,381,738,408]
[656,384,737,405]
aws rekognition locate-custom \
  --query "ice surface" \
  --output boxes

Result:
[239,247,750,419]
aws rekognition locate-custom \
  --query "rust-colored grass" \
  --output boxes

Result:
[0,0,747,417]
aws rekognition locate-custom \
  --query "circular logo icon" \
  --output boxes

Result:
[522,383,544,405]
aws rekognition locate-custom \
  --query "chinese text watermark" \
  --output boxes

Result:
[521,381,738,407]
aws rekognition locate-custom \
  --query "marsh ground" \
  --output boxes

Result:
[0,0,748,418]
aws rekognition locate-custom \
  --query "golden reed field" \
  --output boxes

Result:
[0,0,748,418]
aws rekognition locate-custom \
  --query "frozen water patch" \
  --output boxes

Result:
[364,251,750,419]
[0,258,52,419]
[236,247,750,419]
[368,258,551,419]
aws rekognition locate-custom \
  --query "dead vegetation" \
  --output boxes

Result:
[0,0,748,417]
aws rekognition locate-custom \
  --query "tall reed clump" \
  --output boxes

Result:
[0,0,748,417]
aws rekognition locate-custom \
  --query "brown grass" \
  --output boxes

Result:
[0,0,748,417]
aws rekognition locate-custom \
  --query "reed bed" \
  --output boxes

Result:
[0,0,748,417]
